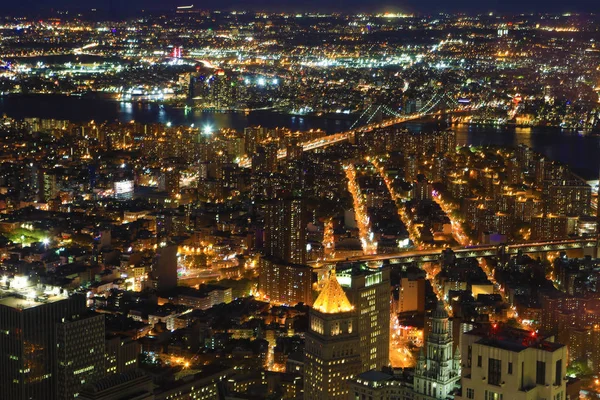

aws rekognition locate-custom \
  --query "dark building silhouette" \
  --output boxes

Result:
[0,286,105,400]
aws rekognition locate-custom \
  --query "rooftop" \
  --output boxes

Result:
[313,269,353,314]
[0,276,69,310]
[466,324,565,353]
[357,370,393,382]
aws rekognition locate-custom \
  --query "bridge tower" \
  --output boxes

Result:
[349,104,401,130]
[417,92,460,115]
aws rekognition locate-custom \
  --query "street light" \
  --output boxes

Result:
[202,124,214,135]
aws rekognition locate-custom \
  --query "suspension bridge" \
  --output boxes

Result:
[238,92,467,168]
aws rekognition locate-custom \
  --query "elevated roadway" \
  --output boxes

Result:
[309,237,597,266]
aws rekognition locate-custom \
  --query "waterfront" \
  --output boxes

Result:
[1,94,600,179]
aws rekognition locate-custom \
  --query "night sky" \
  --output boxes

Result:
[0,0,598,14]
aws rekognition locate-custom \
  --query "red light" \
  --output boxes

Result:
[530,331,536,337]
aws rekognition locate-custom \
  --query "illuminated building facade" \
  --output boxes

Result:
[398,275,426,313]
[105,336,141,375]
[545,181,591,216]
[304,270,361,400]
[337,265,391,372]
[262,197,306,269]
[258,259,313,306]
[263,198,307,265]
[456,324,567,400]
[259,197,313,305]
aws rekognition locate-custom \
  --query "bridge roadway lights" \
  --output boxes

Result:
[237,112,448,168]
[309,238,597,266]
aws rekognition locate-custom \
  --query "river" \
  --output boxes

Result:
[1,94,599,180]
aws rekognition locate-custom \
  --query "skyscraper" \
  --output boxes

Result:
[259,197,312,305]
[263,198,307,265]
[258,260,313,306]
[56,314,106,400]
[0,278,104,400]
[304,270,361,400]
[413,302,461,400]
[337,265,391,372]
[160,167,180,199]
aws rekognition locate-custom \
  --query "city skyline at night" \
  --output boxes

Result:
[0,3,599,400]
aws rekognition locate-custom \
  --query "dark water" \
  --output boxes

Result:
[1,94,599,179]
[454,124,600,180]
[0,94,355,134]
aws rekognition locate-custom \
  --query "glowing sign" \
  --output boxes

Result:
[114,180,134,195]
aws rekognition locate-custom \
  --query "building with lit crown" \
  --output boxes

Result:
[304,270,362,400]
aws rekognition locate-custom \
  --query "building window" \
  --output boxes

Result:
[467,345,472,367]
[488,358,502,386]
[508,362,513,375]
[555,359,562,386]
[485,390,503,400]
[477,355,482,367]
[536,361,546,385]
[466,388,475,399]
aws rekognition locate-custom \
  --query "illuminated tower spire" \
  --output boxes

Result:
[312,269,353,314]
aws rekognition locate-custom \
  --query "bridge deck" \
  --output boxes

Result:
[309,237,597,266]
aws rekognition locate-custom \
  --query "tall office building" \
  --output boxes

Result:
[252,144,279,174]
[43,169,59,202]
[337,265,390,372]
[0,278,104,400]
[263,198,307,265]
[456,324,567,400]
[413,302,461,400]
[56,314,106,400]
[304,270,361,400]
